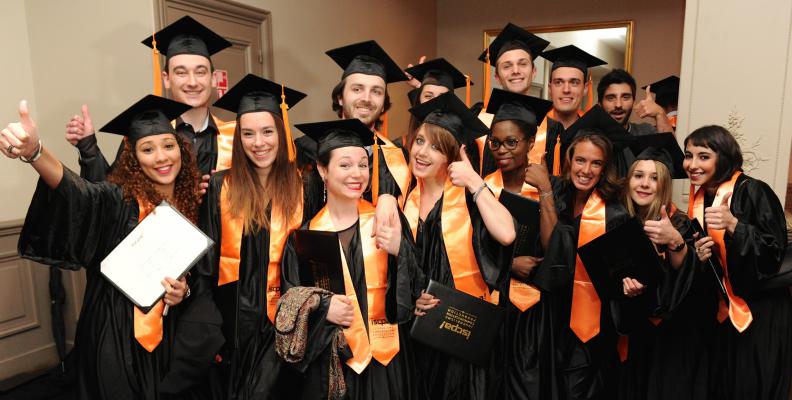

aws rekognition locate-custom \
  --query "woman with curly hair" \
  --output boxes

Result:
[2,96,223,400]
[196,75,312,399]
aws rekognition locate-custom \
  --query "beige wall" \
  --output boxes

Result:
[678,0,792,204]
[435,0,686,113]
[0,0,436,223]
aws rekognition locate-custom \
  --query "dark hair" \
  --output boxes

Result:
[563,131,622,201]
[494,119,537,139]
[684,125,743,186]
[597,69,636,103]
[330,77,392,130]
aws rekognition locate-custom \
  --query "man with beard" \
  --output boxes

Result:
[65,16,234,181]
[326,40,411,201]
[598,69,673,135]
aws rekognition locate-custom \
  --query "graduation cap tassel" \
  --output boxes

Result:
[484,49,492,108]
[372,112,386,205]
[465,74,471,107]
[553,140,561,176]
[584,75,593,112]
[280,84,296,162]
[152,33,163,96]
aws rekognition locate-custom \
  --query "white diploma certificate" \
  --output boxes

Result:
[100,201,214,309]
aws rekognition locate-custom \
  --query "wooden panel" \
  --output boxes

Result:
[0,260,39,339]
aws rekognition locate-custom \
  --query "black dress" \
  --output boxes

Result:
[705,174,792,400]
[18,168,224,400]
[409,190,503,400]
[279,209,421,400]
[195,170,321,399]
[551,179,631,400]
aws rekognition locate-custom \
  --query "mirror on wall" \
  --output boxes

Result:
[484,20,634,107]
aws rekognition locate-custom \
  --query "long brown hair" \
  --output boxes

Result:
[563,133,622,201]
[108,135,200,222]
[416,123,461,163]
[623,160,673,221]
[226,112,302,233]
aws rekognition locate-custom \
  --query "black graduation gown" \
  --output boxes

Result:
[195,170,322,400]
[410,191,502,400]
[487,186,579,400]
[17,168,224,400]
[279,210,421,400]
[704,174,792,400]
[550,179,631,400]
[77,116,225,182]
[614,211,718,400]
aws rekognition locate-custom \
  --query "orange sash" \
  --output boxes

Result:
[404,179,492,302]
[133,200,165,352]
[375,131,410,204]
[667,114,677,130]
[213,115,235,172]
[475,111,495,174]
[687,171,753,332]
[484,170,541,311]
[217,175,303,323]
[309,201,400,373]
[528,109,583,176]
[570,190,606,343]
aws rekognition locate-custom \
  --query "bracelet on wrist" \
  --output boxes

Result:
[472,182,490,203]
[19,140,43,163]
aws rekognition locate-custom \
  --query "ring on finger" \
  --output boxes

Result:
[7,145,15,154]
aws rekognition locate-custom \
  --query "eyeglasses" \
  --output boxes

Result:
[488,137,526,151]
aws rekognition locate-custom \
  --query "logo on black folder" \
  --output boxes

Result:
[438,306,476,340]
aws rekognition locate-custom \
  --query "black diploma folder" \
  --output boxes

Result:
[498,189,541,256]
[577,217,664,299]
[409,280,504,366]
[294,229,346,295]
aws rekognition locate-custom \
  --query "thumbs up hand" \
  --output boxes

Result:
[65,104,95,146]
[634,85,663,119]
[524,152,552,193]
[644,204,683,246]
[448,144,482,191]
[705,192,738,234]
[1,100,40,159]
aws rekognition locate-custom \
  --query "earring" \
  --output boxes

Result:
[322,179,327,203]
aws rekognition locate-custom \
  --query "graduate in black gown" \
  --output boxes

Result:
[479,88,566,400]
[279,119,421,400]
[405,93,516,400]
[68,16,236,182]
[615,134,713,400]
[6,96,224,400]
[196,74,312,399]
[544,132,633,400]
[685,125,791,400]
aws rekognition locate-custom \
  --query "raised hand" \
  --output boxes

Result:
[643,205,683,246]
[1,100,39,159]
[375,209,402,256]
[524,152,551,192]
[705,192,737,234]
[634,85,663,119]
[65,104,95,146]
[448,145,483,191]
[327,294,354,327]
[404,55,428,89]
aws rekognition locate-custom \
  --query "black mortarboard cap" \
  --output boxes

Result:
[485,88,553,128]
[479,23,550,66]
[630,132,686,179]
[409,92,489,145]
[294,134,318,167]
[404,58,471,91]
[326,40,408,83]
[642,75,680,108]
[213,74,307,116]
[142,16,232,58]
[561,105,634,150]
[99,95,191,143]
[541,45,607,74]
[295,119,374,158]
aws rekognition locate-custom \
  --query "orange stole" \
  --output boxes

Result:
[375,131,410,203]
[474,111,495,173]
[213,115,235,172]
[570,190,607,343]
[404,179,492,302]
[133,201,166,352]
[217,175,303,323]
[484,170,541,311]
[528,109,584,176]
[309,201,400,373]
[687,171,753,332]
[667,114,677,130]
